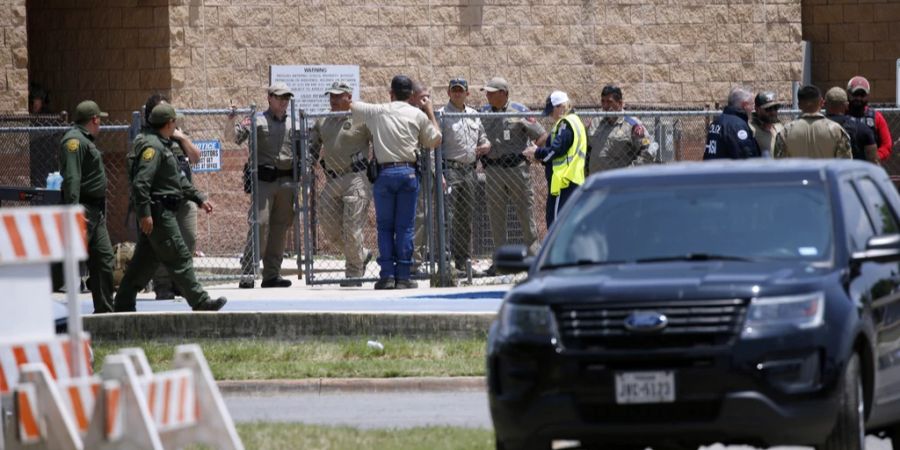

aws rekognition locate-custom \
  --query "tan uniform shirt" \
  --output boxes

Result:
[587,116,656,173]
[235,110,294,170]
[351,101,440,163]
[438,102,488,164]
[481,101,546,158]
[309,116,372,172]
[774,113,852,159]
[749,115,784,158]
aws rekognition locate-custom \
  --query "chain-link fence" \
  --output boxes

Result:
[6,104,900,289]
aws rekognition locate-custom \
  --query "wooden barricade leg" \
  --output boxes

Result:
[83,354,163,450]
[164,344,244,450]
[1,364,81,450]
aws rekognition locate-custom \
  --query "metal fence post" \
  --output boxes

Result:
[249,104,261,279]
[290,100,302,282]
[298,106,314,284]
[434,110,450,287]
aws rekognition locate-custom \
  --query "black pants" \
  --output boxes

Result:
[545,184,577,229]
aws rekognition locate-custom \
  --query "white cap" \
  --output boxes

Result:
[549,90,569,106]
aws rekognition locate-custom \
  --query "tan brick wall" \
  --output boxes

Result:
[0,0,27,111]
[803,0,900,103]
[170,1,803,110]
[27,0,171,121]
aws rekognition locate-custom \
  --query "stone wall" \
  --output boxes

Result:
[0,0,27,112]
[27,0,171,121]
[171,0,804,110]
[803,0,900,103]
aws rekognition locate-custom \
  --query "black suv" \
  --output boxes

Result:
[488,160,900,450]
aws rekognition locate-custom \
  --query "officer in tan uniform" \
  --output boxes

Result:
[235,82,297,289]
[440,78,490,274]
[774,85,851,159]
[480,77,547,266]
[309,81,373,287]
[749,91,784,158]
[587,85,657,174]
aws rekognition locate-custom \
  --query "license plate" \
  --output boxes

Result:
[615,371,675,404]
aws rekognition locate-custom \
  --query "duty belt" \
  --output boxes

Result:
[378,162,416,169]
[151,194,183,212]
[327,164,367,179]
[80,196,106,210]
[482,154,525,168]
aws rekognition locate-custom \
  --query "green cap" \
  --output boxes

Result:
[148,103,178,126]
[73,100,108,123]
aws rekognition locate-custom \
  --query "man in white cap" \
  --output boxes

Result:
[524,91,586,226]
[234,82,297,289]
[847,75,892,161]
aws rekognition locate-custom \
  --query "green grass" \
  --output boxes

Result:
[230,423,494,450]
[92,338,487,379]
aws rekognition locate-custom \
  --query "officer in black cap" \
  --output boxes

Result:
[749,91,784,158]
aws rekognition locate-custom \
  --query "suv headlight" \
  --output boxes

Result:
[498,303,559,342]
[742,292,825,338]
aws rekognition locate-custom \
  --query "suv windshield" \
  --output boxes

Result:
[541,182,833,268]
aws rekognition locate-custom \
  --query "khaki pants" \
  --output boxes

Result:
[484,163,539,253]
[241,176,296,280]
[445,166,475,268]
[152,199,197,293]
[320,172,370,277]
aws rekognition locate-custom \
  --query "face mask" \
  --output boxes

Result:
[849,99,866,115]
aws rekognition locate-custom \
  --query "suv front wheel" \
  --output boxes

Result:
[819,353,865,450]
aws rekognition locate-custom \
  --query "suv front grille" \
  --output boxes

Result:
[577,401,721,423]
[555,299,747,350]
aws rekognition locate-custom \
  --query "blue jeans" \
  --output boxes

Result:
[373,166,419,280]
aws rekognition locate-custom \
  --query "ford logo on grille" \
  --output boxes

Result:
[623,311,668,333]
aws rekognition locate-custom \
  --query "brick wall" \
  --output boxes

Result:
[171,1,804,110]
[27,0,171,121]
[803,0,900,103]
[0,0,27,111]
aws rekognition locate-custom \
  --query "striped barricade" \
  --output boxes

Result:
[0,206,87,266]
[2,364,82,450]
[141,369,197,432]
[0,336,93,395]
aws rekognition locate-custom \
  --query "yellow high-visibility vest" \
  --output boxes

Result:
[549,112,587,196]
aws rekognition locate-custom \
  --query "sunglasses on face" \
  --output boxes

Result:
[764,105,780,112]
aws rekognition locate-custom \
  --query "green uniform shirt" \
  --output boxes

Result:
[131,130,206,218]
[59,124,107,204]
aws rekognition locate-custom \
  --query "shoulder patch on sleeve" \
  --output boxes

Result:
[141,147,156,161]
[480,105,492,113]
[65,139,79,152]
[623,116,639,127]
[509,102,529,113]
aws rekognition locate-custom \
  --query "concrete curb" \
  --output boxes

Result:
[84,312,495,341]
[216,376,486,394]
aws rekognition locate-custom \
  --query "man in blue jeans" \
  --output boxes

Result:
[351,75,442,289]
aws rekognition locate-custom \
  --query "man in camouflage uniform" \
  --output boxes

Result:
[114,104,226,312]
[480,77,547,268]
[749,91,785,158]
[59,100,114,313]
[309,81,373,287]
[235,82,297,289]
[774,85,851,160]
[587,85,657,174]
[440,78,490,274]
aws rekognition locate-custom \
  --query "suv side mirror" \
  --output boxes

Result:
[494,245,533,274]
[852,234,900,263]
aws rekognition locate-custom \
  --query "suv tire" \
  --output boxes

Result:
[820,353,865,450]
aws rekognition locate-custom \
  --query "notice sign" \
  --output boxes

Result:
[270,65,360,114]
[191,140,221,173]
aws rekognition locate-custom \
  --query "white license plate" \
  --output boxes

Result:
[615,371,675,404]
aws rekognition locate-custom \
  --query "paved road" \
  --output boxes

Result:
[222,390,894,450]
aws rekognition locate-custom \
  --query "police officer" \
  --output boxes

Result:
[235,82,297,289]
[524,91,586,226]
[439,78,490,274]
[749,91,784,158]
[703,86,761,160]
[351,75,442,290]
[137,94,203,300]
[114,104,226,312]
[59,100,114,313]
[824,87,878,163]
[480,77,547,266]
[774,85,851,159]
[587,85,657,173]
[847,76,892,161]
[309,81,373,287]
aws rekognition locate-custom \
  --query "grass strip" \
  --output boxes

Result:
[228,423,494,450]
[92,337,487,380]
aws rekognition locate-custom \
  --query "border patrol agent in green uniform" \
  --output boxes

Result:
[59,100,114,313]
[113,104,226,312]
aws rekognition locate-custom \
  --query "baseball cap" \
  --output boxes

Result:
[481,77,509,93]
[847,76,870,95]
[825,87,848,104]
[542,90,570,116]
[148,103,178,126]
[754,91,781,109]
[391,75,414,94]
[267,82,293,97]
[448,78,468,90]
[324,81,352,95]
[73,100,108,123]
